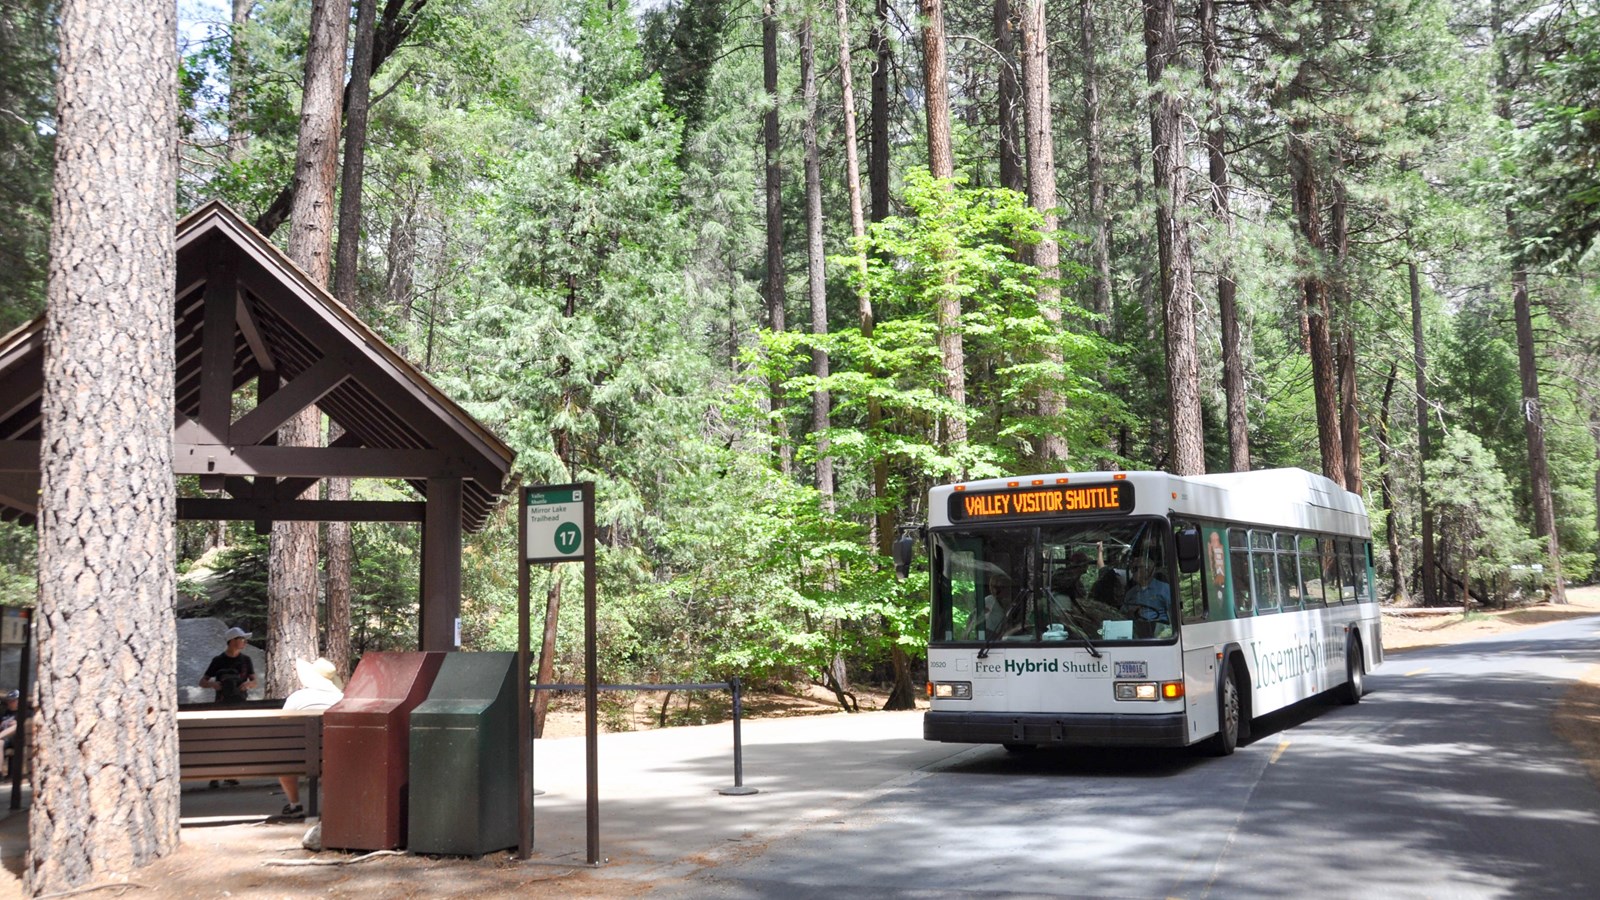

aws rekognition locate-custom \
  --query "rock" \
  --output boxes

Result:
[178,617,267,703]
[301,820,323,851]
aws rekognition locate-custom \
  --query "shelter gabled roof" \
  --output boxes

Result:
[0,200,515,531]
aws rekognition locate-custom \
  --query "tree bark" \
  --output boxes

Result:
[1201,0,1248,471]
[1511,264,1565,602]
[1332,174,1362,493]
[1289,125,1343,485]
[920,0,968,451]
[32,0,180,891]
[763,0,791,476]
[1491,0,1564,602]
[323,0,380,679]
[253,0,431,238]
[1144,0,1203,475]
[1378,363,1408,604]
[1409,258,1437,604]
[228,0,253,161]
[1018,0,1067,465]
[270,0,347,697]
[324,426,353,679]
[870,0,891,223]
[994,0,1024,195]
[801,17,833,509]
[1078,0,1112,327]
[838,0,913,710]
[531,575,562,737]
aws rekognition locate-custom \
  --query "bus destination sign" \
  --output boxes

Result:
[949,482,1135,522]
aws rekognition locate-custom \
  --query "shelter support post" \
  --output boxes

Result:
[420,477,463,650]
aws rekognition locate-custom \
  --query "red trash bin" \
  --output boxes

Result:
[321,651,445,850]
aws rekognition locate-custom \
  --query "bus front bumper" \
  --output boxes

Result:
[924,710,1188,747]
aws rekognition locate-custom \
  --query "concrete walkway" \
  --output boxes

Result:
[0,709,977,897]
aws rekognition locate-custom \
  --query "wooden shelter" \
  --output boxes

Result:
[0,201,515,650]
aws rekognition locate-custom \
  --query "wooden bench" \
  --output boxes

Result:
[177,708,323,816]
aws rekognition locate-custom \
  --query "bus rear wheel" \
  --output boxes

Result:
[1339,635,1365,705]
[1203,668,1239,757]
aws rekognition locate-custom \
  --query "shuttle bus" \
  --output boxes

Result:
[910,468,1381,755]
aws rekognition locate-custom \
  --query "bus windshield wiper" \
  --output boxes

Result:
[1062,619,1103,658]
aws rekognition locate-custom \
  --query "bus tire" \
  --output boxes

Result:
[1203,667,1239,757]
[1339,634,1365,706]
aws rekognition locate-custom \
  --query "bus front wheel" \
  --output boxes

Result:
[1203,668,1239,757]
[1339,635,1365,705]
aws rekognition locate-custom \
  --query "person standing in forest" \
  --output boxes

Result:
[199,627,257,704]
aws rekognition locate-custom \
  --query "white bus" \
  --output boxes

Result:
[903,468,1382,755]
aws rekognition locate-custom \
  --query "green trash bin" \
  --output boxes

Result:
[407,652,520,855]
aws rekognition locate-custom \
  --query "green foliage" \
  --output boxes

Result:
[810,167,1121,480]
[1426,429,1542,601]
[0,0,53,330]
[0,523,35,608]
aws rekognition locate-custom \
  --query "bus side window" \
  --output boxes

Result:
[1174,520,1208,624]
[1298,535,1323,607]
[1251,530,1280,614]
[1275,532,1302,612]
[1338,539,1361,603]
[1228,527,1253,617]
[1320,537,1342,606]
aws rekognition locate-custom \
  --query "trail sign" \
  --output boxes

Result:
[525,486,586,563]
[517,481,598,863]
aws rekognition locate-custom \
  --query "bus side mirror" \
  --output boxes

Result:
[892,534,916,580]
[1176,526,1202,574]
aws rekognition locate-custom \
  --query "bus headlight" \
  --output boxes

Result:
[933,681,972,700]
[1115,682,1158,701]
[1114,681,1185,701]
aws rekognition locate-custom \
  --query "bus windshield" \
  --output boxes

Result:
[931,518,1175,644]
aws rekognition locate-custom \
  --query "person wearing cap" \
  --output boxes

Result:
[200,626,257,705]
[277,657,344,819]
[0,690,18,777]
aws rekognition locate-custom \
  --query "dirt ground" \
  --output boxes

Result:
[5,589,1599,900]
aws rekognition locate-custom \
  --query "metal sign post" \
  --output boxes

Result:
[517,483,598,864]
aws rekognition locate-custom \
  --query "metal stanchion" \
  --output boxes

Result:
[718,677,758,796]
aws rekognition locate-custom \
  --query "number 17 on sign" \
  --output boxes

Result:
[525,486,587,563]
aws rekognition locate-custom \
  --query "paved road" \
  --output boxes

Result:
[652,615,1600,899]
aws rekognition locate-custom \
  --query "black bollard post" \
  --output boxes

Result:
[718,676,758,796]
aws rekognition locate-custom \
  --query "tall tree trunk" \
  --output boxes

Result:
[836,0,880,537]
[870,0,891,223]
[1409,258,1437,604]
[252,0,431,239]
[531,574,562,737]
[1078,0,1112,327]
[32,0,179,891]
[324,0,380,679]
[1289,124,1343,485]
[1019,0,1067,465]
[1378,363,1408,604]
[1511,264,1565,602]
[801,18,833,509]
[1490,0,1563,601]
[1201,0,1248,471]
[228,0,253,161]
[271,0,347,697]
[1332,173,1362,493]
[994,0,1024,195]
[920,0,968,452]
[763,0,791,475]
[840,0,913,710]
[1144,0,1203,475]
